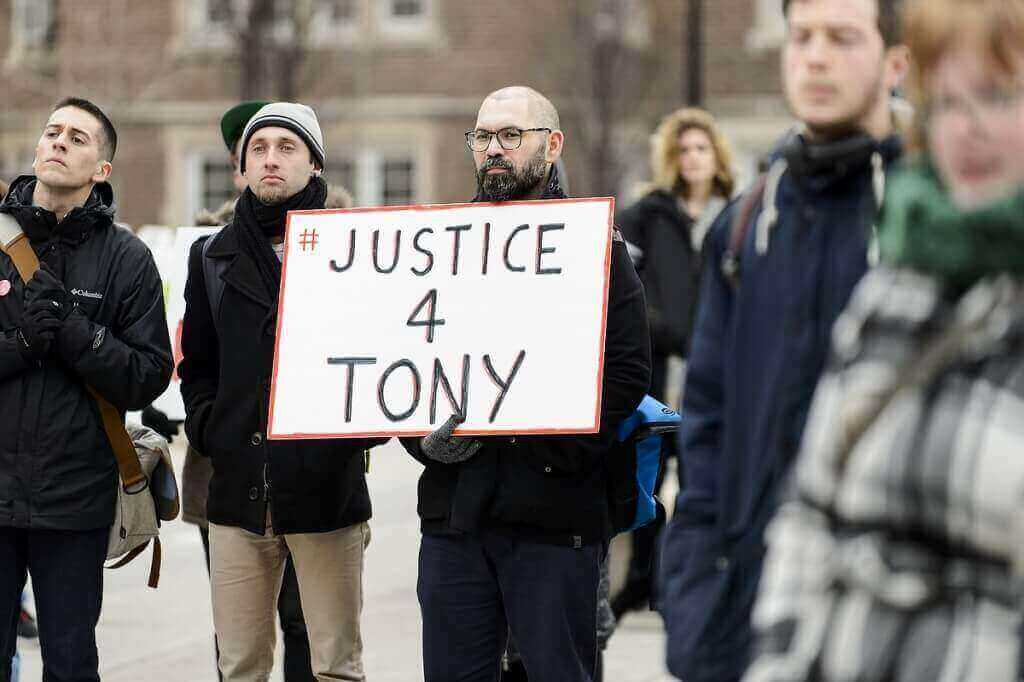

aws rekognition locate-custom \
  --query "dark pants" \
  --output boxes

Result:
[199,526,313,682]
[418,531,601,682]
[0,526,107,682]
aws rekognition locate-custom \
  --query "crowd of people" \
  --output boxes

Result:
[3,0,1024,680]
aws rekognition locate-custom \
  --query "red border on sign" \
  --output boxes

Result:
[267,197,616,440]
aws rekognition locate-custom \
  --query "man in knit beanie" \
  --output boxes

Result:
[179,102,385,682]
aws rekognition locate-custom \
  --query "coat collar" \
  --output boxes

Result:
[205,222,274,310]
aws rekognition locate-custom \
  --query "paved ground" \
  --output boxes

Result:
[16,439,676,681]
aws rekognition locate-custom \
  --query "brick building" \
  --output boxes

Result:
[0,0,792,227]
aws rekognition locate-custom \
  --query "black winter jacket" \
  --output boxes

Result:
[0,176,173,530]
[402,168,652,546]
[617,189,703,357]
[178,222,386,535]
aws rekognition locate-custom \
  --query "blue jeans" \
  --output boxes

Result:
[0,527,107,682]
[418,531,602,682]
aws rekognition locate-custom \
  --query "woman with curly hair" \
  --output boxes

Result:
[612,108,734,618]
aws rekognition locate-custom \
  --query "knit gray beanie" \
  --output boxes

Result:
[239,102,326,174]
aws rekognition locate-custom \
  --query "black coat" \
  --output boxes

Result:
[0,176,173,530]
[403,170,652,546]
[178,222,385,535]
[617,189,703,357]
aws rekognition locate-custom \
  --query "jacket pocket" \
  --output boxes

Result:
[660,519,736,680]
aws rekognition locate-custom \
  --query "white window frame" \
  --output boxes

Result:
[8,0,56,57]
[185,150,237,225]
[309,0,361,46]
[183,0,294,51]
[374,0,438,42]
[347,149,418,207]
[747,0,787,51]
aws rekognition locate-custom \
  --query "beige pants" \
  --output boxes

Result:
[209,516,370,682]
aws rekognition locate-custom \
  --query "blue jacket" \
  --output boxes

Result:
[660,133,902,681]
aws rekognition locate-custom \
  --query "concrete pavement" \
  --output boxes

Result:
[16,439,675,681]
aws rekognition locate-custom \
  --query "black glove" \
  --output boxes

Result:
[420,413,483,464]
[16,298,63,363]
[141,406,182,443]
[25,263,71,320]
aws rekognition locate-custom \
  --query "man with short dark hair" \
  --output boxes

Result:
[0,98,173,681]
[659,1,909,680]
[403,86,651,682]
[179,102,383,682]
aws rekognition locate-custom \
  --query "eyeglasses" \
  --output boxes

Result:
[464,127,552,152]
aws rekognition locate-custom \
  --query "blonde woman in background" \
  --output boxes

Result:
[612,107,734,618]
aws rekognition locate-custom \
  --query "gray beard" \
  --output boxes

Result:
[476,152,549,201]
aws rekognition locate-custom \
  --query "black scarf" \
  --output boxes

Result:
[233,177,327,304]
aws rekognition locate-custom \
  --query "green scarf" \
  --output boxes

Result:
[878,162,1024,287]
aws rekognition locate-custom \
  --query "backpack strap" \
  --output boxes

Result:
[720,173,769,291]
[201,233,226,322]
[0,212,147,494]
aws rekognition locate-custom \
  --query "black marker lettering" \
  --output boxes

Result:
[503,225,529,273]
[536,223,564,275]
[430,355,471,424]
[411,228,435,276]
[445,224,472,275]
[483,350,526,422]
[377,359,421,422]
[372,229,401,274]
[326,356,378,422]
[329,229,357,272]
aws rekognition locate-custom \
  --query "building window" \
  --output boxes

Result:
[9,0,57,54]
[390,0,423,17]
[748,0,787,50]
[201,159,236,213]
[381,160,415,206]
[327,159,357,196]
[321,0,358,21]
[377,0,435,38]
[205,0,234,26]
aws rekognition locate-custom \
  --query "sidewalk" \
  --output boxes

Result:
[16,439,676,681]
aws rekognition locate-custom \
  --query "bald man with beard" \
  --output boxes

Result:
[400,86,651,682]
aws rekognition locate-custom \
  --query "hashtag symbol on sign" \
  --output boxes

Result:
[298,228,319,253]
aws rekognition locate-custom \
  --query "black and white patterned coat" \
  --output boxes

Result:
[745,266,1024,682]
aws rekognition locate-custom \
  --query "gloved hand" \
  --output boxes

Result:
[25,263,71,320]
[142,406,183,443]
[16,298,63,363]
[420,413,483,464]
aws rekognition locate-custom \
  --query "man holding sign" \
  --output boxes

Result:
[178,102,383,682]
[404,87,651,682]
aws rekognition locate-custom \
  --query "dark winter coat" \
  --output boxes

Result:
[617,189,704,357]
[178,221,386,536]
[402,167,652,546]
[0,175,173,531]
[659,134,903,682]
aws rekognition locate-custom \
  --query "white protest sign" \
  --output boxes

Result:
[268,198,614,439]
[147,226,219,420]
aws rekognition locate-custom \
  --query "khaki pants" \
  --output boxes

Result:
[209,516,370,681]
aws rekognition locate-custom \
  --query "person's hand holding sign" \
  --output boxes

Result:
[420,413,483,464]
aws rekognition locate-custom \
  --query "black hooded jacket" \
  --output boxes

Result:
[0,175,173,530]
[401,166,652,546]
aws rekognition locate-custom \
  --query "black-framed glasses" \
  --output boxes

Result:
[464,127,552,152]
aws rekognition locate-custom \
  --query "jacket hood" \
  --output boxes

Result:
[1,175,116,244]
